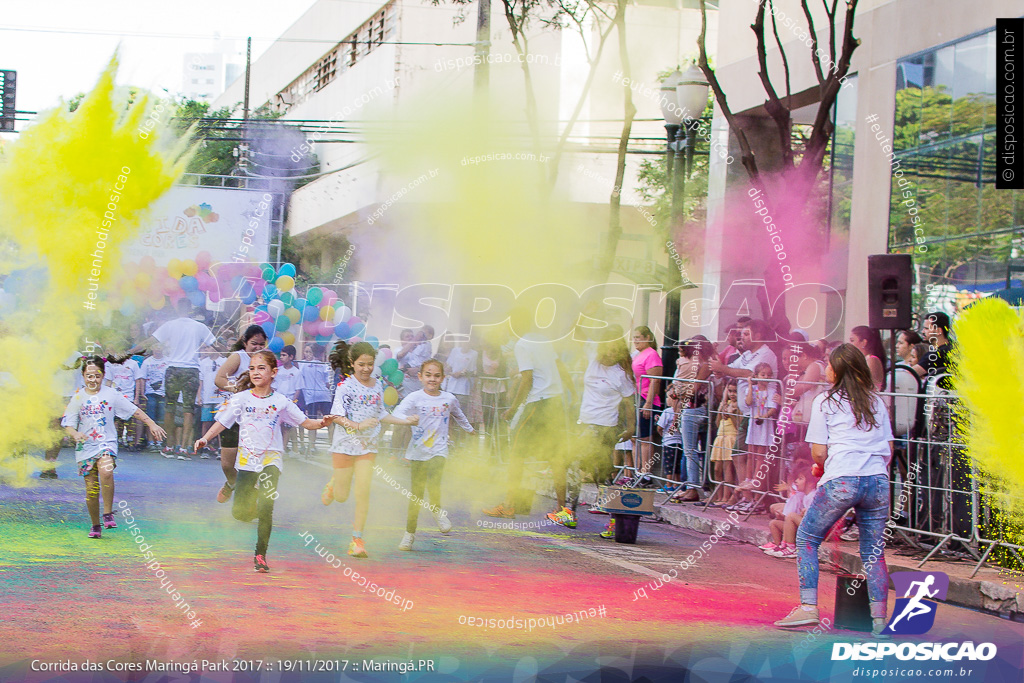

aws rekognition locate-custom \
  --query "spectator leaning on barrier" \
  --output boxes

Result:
[709,319,778,502]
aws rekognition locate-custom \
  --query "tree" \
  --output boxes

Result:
[696,0,860,202]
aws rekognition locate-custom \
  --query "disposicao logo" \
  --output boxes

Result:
[831,571,997,662]
[885,571,949,635]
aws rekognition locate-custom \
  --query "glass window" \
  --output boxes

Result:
[918,45,955,144]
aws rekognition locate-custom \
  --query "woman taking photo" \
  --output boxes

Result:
[774,343,894,637]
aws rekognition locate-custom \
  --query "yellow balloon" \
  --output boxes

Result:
[280,331,295,346]
[181,259,198,277]
[134,272,151,290]
[167,258,183,279]
[276,275,295,292]
[319,306,335,321]
[285,307,300,324]
[383,386,399,407]
[149,296,166,310]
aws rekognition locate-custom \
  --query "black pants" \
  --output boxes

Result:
[233,466,280,556]
[407,457,445,533]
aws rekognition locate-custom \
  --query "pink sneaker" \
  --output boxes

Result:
[769,544,797,558]
[88,525,102,539]
[759,541,779,552]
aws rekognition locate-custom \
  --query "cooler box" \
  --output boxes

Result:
[598,485,656,516]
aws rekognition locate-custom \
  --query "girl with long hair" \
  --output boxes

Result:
[850,325,887,390]
[774,343,894,637]
[212,324,267,503]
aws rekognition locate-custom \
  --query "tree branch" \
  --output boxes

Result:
[697,0,761,185]
[754,2,793,168]
[768,0,792,109]
[801,0,825,84]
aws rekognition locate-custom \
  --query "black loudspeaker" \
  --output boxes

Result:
[868,254,913,329]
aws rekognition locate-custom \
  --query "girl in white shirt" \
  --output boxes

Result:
[213,325,267,503]
[392,359,473,550]
[63,357,166,538]
[320,342,418,559]
[774,344,894,636]
[196,350,328,573]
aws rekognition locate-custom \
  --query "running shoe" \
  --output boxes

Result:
[88,525,102,539]
[587,505,609,515]
[774,605,819,628]
[432,510,452,534]
[599,519,616,539]
[216,482,234,504]
[254,554,270,573]
[871,618,891,639]
[39,469,58,480]
[199,450,210,460]
[769,545,797,558]
[546,507,577,529]
[398,532,415,551]
[321,480,334,506]
[758,541,780,552]
[348,538,368,558]
[161,446,176,459]
[102,512,118,529]
[482,503,515,519]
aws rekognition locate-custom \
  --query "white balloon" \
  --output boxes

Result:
[333,305,352,324]
[267,299,286,317]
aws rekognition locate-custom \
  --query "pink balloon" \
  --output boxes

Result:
[207,289,221,304]
[251,278,266,295]
[253,311,272,324]
[379,348,393,360]
[348,336,362,344]
[348,316,361,326]
[322,295,338,309]
[196,251,212,270]
[195,272,215,292]
[319,320,335,336]
[303,320,320,336]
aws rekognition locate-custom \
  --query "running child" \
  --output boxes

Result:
[195,350,328,572]
[213,325,267,503]
[62,356,166,538]
[321,341,418,558]
[391,359,473,551]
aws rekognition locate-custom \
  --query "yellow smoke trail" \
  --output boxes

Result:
[952,298,1024,551]
[0,54,192,483]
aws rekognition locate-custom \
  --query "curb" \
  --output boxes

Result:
[541,484,1024,620]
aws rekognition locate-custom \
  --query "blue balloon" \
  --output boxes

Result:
[120,299,136,316]
[254,305,269,314]
[241,290,258,305]
[260,321,276,339]
[263,284,278,299]
[294,297,307,310]
[188,290,206,307]
[365,335,379,349]
[349,323,366,338]
[315,334,332,343]
[334,322,350,338]
[268,337,285,353]
[180,276,199,292]
[278,263,296,278]
[303,306,320,322]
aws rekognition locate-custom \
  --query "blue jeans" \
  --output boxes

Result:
[144,393,165,426]
[796,475,890,616]
[681,407,707,486]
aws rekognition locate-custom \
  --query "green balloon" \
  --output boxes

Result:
[261,266,276,282]
[307,287,323,305]
[388,370,404,386]
[275,315,291,332]
[380,358,399,374]
[279,291,295,306]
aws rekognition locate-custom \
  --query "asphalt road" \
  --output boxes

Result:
[0,447,1020,683]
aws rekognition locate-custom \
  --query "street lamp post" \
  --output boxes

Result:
[660,65,709,375]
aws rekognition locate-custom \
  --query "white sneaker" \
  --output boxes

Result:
[432,510,452,534]
[398,532,415,551]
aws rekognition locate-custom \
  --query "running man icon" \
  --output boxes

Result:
[886,571,949,635]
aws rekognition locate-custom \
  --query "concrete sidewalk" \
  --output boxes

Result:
[541,482,1024,620]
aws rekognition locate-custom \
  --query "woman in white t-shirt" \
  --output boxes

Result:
[774,344,894,637]
[62,356,166,538]
[573,331,635,529]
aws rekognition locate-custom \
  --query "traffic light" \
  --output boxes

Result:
[0,70,15,132]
